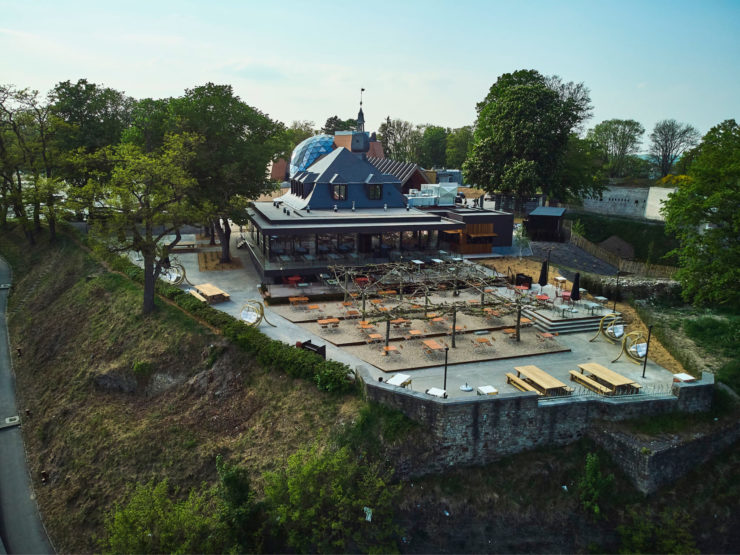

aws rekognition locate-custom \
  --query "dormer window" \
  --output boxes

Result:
[368,184,383,200]
[331,184,347,200]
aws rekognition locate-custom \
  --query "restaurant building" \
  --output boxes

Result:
[245,110,513,281]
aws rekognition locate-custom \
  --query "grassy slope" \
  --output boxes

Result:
[565,212,679,265]
[2,226,738,554]
[2,228,362,552]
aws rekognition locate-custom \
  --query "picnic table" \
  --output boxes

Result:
[288,296,309,306]
[583,301,602,315]
[554,276,567,289]
[194,283,230,304]
[514,365,572,396]
[406,329,424,339]
[367,333,383,343]
[593,295,608,304]
[379,289,397,296]
[317,318,340,328]
[382,345,400,356]
[577,362,641,394]
[425,387,447,398]
[286,275,302,286]
[422,339,445,354]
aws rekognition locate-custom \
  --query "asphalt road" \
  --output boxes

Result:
[0,256,53,554]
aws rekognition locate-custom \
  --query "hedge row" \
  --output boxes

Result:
[83,236,356,394]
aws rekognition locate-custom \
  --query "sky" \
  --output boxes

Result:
[2,0,739,146]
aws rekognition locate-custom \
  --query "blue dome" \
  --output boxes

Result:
[289,134,335,177]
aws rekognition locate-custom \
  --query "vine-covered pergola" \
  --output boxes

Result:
[328,260,550,347]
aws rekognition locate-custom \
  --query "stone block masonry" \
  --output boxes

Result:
[362,370,715,488]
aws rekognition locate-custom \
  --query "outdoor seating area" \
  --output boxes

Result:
[571,362,642,395]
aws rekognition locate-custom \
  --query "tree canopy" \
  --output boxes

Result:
[649,119,700,177]
[662,119,740,309]
[169,83,285,262]
[377,117,423,163]
[77,133,199,313]
[463,69,593,203]
[321,115,357,134]
[587,118,644,178]
[419,125,448,168]
[445,125,474,170]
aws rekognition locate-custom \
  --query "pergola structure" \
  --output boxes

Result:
[327,260,551,347]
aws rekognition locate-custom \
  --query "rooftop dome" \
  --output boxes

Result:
[289,134,335,177]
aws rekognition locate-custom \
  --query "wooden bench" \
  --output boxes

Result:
[189,290,207,303]
[569,370,612,395]
[506,372,540,394]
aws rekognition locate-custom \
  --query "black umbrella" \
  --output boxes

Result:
[537,259,549,287]
[571,273,581,301]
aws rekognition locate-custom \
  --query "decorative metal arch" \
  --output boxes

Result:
[612,330,647,364]
[239,300,276,328]
[590,313,625,344]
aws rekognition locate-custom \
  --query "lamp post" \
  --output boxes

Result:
[642,325,653,379]
[443,346,449,391]
[613,271,621,312]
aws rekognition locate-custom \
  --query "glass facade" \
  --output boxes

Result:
[289,134,335,177]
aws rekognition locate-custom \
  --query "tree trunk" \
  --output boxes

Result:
[213,217,232,263]
[142,254,156,314]
[209,221,216,246]
[33,201,41,232]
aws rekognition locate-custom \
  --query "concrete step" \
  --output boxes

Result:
[523,307,622,335]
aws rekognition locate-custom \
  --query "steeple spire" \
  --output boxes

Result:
[356,87,365,132]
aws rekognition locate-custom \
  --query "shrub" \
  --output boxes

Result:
[131,360,154,377]
[578,452,614,518]
[103,479,228,554]
[263,444,402,554]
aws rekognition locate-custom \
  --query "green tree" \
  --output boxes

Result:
[587,118,645,178]
[560,134,607,201]
[321,115,357,134]
[445,125,474,169]
[662,119,740,309]
[377,117,423,163]
[649,119,701,177]
[77,134,199,313]
[121,97,173,153]
[103,479,228,554]
[169,83,285,262]
[0,85,64,241]
[419,125,448,168]
[464,69,592,205]
[216,455,264,552]
[284,120,317,150]
[264,444,402,553]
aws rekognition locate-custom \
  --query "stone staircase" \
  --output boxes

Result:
[523,306,622,335]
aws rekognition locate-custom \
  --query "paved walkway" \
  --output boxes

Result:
[531,241,618,279]
[0,256,53,554]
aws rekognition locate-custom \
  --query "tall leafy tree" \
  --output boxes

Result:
[419,125,448,168]
[77,134,199,314]
[649,119,700,177]
[321,115,357,134]
[0,85,63,241]
[662,119,740,309]
[560,134,607,200]
[169,83,285,262]
[121,97,173,153]
[445,125,474,169]
[284,120,316,150]
[377,117,423,163]
[587,118,644,178]
[464,69,592,204]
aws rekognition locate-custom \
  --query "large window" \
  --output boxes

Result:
[331,184,347,200]
[368,184,382,200]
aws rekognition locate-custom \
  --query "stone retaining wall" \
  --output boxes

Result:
[362,371,715,483]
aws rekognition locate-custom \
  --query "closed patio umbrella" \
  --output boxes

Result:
[571,273,581,301]
[537,259,549,287]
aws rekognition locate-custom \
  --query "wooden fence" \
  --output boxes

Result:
[568,232,677,279]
